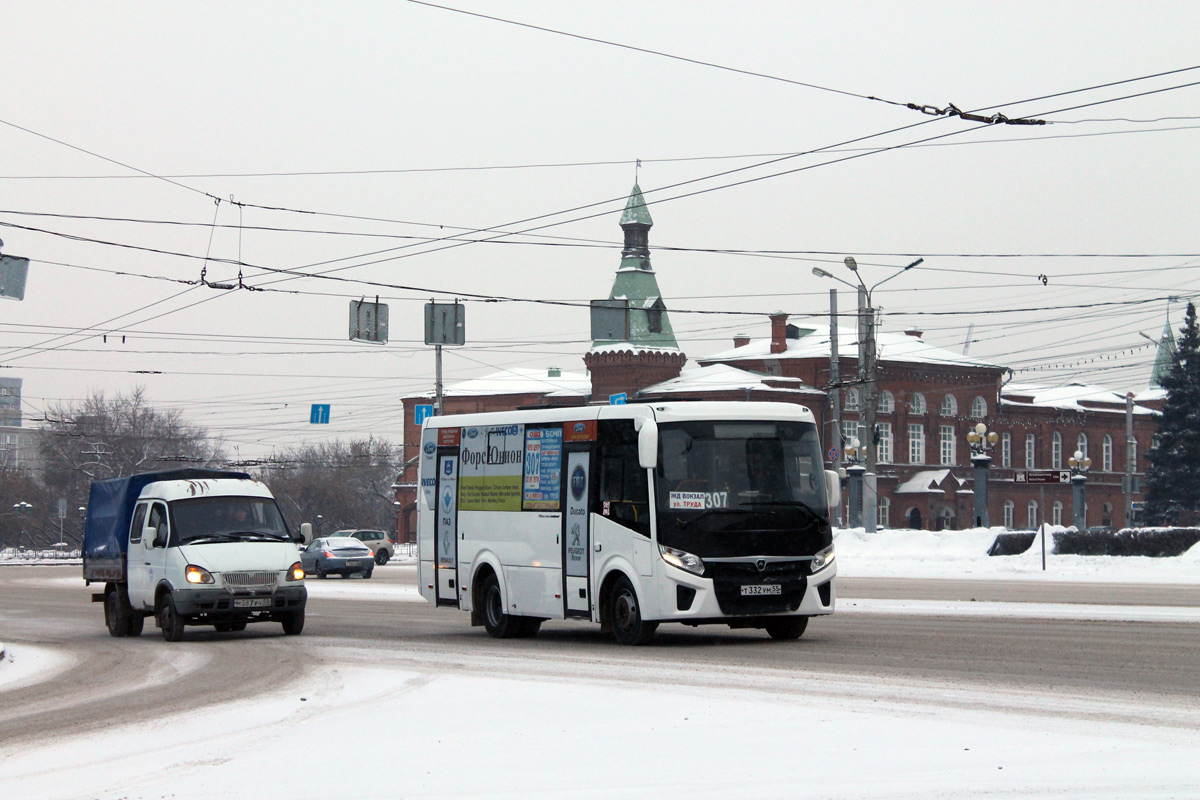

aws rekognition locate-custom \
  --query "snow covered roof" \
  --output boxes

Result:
[1001,382,1155,415]
[422,368,590,398]
[588,342,682,356]
[640,363,824,396]
[700,326,1006,370]
[895,469,969,495]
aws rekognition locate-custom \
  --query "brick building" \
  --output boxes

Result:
[394,184,1161,539]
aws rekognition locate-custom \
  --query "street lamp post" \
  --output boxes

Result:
[966,423,999,528]
[13,501,32,549]
[1069,449,1092,530]
[812,256,923,534]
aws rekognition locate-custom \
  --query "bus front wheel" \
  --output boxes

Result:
[764,616,808,640]
[609,576,657,646]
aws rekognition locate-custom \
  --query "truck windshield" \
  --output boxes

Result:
[171,497,292,544]
[655,420,831,558]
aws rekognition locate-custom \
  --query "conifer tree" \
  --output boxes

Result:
[1144,301,1200,525]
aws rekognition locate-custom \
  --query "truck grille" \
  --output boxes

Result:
[222,570,277,589]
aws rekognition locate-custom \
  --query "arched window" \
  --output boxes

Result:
[878,390,894,414]
[940,395,958,417]
[1003,500,1015,529]
[1052,501,1063,527]
[1102,435,1113,472]
[844,387,860,412]
[970,396,987,419]
[909,393,927,415]
[1027,501,1039,529]
[1052,432,1063,469]
[1077,433,1088,461]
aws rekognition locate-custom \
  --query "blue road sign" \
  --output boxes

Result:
[414,404,434,425]
[609,392,628,405]
[310,404,331,424]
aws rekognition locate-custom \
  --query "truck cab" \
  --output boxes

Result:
[84,469,307,641]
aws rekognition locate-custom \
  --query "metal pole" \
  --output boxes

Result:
[829,289,842,525]
[1040,485,1047,571]
[1124,392,1134,528]
[435,343,444,416]
[972,454,991,528]
[847,464,865,528]
[857,287,878,533]
[1072,473,1087,530]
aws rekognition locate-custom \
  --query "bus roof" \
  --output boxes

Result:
[420,400,817,430]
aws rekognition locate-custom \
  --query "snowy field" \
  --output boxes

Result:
[2,528,1199,799]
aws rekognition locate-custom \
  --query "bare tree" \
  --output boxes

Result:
[37,387,223,524]
[257,437,400,536]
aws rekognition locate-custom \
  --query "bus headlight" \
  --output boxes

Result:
[810,544,835,574]
[286,562,305,582]
[659,544,705,576]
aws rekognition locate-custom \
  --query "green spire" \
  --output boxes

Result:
[619,183,653,227]
[1151,314,1177,389]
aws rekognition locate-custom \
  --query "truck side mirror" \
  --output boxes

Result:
[150,526,168,549]
[300,522,313,546]
[143,525,158,547]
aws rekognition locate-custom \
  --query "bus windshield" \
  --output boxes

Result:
[655,420,831,558]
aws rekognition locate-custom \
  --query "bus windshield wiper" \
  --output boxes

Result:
[738,500,826,522]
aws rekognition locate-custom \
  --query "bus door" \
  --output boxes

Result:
[435,449,460,607]
[562,432,594,618]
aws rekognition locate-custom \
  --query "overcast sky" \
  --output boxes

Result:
[2,1,1197,459]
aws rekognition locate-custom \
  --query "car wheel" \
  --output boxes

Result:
[230,620,247,632]
[375,550,389,566]
[609,576,657,646]
[363,569,373,579]
[764,616,809,640]
[156,593,185,642]
[281,609,304,636]
[214,621,233,632]
[317,565,327,579]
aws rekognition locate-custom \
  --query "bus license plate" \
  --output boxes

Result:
[233,598,272,608]
[741,584,781,596]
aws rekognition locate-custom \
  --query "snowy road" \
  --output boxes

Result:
[1,563,1198,798]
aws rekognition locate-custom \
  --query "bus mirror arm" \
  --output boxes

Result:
[825,470,841,512]
[636,418,658,469]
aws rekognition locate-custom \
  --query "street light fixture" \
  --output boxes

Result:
[1068,449,1092,530]
[813,256,923,533]
[967,422,1000,528]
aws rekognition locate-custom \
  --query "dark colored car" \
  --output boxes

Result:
[301,536,375,579]
[333,528,395,565]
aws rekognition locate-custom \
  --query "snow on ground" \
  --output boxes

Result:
[2,530,1199,799]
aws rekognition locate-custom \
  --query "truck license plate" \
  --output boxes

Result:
[741,584,781,596]
[233,598,272,608]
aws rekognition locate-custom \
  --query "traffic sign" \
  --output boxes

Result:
[609,392,628,405]
[414,404,434,425]
[1015,470,1070,484]
[310,404,331,424]
[827,447,839,462]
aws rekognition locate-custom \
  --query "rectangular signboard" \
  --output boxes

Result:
[0,254,30,301]
[425,302,465,346]
[523,427,563,510]
[414,404,434,425]
[309,404,331,424]
[1016,470,1070,484]
[459,423,524,511]
[349,299,388,344]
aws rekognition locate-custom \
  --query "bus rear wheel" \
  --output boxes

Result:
[480,573,523,639]
[609,576,657,646]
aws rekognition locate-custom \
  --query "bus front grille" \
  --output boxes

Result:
[708,560,808,615]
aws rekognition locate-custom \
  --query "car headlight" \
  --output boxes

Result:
[286,561,305,582]
[659,544,705,576]
[185,564,215,584]
[810,543,835,574]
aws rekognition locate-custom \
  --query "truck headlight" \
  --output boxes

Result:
[659,544,705,576]
[810,544,835,574]
[185,564,215,584]
[286,562,305,582]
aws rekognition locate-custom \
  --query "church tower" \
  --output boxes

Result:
[584,183,686,399]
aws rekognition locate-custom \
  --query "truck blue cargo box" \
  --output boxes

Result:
[82,469,251,582]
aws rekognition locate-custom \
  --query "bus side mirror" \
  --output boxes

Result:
[825,470,841,512]
[300,522,313,546]
[635,418,658,469]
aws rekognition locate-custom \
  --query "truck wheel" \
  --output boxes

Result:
[281,609,304,635]
[104,588,128,638]
[609,576,657,646]
[764,616,808,640]
[126,613,144,637]
[156,593,185,642]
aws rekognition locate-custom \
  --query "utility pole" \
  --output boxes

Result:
[828,289,842,525]
[858,282,879,534]
[1124,392,1134,528]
